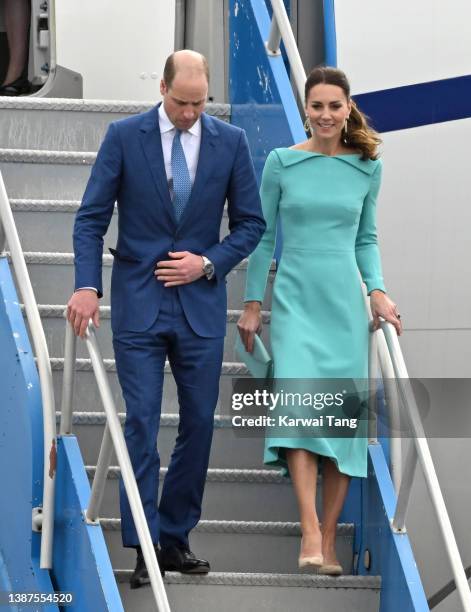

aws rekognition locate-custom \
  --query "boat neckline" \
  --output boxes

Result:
[285,148,361,157]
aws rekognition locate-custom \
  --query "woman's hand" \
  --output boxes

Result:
[370,290,403,336]
[237,301,262,353]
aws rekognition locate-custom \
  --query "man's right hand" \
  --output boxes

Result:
[67,289,100,338]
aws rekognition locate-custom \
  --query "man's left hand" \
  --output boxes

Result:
[155,251,205,286]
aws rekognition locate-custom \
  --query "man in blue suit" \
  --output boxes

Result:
[67,50,265,587]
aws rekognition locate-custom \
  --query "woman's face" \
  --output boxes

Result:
[305,83,351,142]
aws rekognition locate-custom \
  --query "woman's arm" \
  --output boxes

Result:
[238,150,281,351]
[355,160,402,335]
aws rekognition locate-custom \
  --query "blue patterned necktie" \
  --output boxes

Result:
[171,129,192,222]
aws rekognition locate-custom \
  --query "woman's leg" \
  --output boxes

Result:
[3,0,31,85]
[285,449,322,559]
[321,457,350,565]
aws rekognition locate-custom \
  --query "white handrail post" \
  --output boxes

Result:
[0,220,6,251]
[60,320,77,435]
[266,16,282,55]
[376,330,402,491]
[381,321,471,612]
[368,324,379,443]
[392,440,417,532]
[85,325,171,612]
[86,424,113,523]
[0,171,56,569]
[269,0,306,100]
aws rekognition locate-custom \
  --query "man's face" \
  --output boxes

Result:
[160,72,208,131]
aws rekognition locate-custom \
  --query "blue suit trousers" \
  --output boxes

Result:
[113,287,224,549]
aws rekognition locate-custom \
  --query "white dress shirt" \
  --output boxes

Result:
[159,103,201,190]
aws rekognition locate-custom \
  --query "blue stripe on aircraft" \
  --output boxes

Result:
[353,75,471,132]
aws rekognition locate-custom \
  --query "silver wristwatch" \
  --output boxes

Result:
[201,255,215,280]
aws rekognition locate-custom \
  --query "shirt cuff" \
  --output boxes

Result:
[76,287,98,293]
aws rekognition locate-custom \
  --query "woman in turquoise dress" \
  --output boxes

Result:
[238,67,402,575]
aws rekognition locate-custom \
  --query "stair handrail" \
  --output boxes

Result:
[378,320,471,612]
[367,303,403,489]
[0,171,56,569]
[266,0,306,101]
[60,320,171,612]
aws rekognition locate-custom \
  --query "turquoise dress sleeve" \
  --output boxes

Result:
[244,150,281,303]
[355,159,387,294]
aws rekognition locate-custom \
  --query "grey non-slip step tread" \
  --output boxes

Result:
[118,573,380,612]
[86,466,297,520]
[85,466,288,484]
[26,304,271,323]
[0,148,97,164]
[113,570,381,589]
[10,198,89,211]
[4,251,275,307]
[0,97,230,116]
[50,357,249,376]
[60,411,233,427]
[4,251,274,270]
[100,517,353,537]
[9,198,230,216]
[0,99,230,154]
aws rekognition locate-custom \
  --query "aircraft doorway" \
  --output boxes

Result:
[0,0,82,98]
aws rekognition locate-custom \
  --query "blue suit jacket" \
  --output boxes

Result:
[73,105,265,337]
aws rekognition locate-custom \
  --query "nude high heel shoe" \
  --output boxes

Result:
[318,562,343,575]
[298,534,323,571]
[298,553,324,571]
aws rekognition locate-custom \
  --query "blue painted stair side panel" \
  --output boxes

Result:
[229,0,306,179]
[359,444,429,611]
[52,436,124,612]
[0,256,58,611]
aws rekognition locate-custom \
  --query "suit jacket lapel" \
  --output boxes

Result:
[177,112,218,230]
[139,105,177,226]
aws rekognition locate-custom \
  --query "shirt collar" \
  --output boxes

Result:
[158,103,201,137]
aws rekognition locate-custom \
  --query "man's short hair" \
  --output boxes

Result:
[163,52,210,87]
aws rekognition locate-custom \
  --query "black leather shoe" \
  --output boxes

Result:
[130,545,165,590]
[0,76,31,97]
[160,545,210,574]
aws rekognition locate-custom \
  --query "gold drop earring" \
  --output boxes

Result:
[343,117,349,142]
[304,117,312,134]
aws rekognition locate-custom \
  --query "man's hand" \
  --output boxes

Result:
[67,289,100,338]
[155,251,205,287]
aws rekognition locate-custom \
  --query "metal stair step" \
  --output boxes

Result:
[51,364,248,415]
[100,518,354,574]
[27,304,271,361]
[84,466,298,522]
[9,199,231,251]
[71,412,269,470]
[115,571,381,612]
[0,98,230,151]
[6,252,274,309]
[0,149,96,199]
[84,464,358,525]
